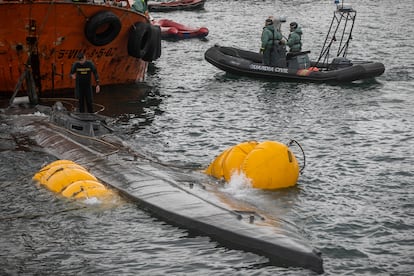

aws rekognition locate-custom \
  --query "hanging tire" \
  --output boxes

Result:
[128,22,152,59]
[85,11,121,46]
[142,25,162,62]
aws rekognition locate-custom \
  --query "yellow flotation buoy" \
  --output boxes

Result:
[242,141,299,189]
[204,147,232,179]
[33,160,78,182]
[222,141,258,181]
[44,167,98,193]
[34,160,115,201]
[38,163,88,186]
[205,141,258,181]
[61,180,112,199]
[205,140,301,190]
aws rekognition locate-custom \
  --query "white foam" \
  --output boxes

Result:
[83,197,101,205]
[220,171,253,199]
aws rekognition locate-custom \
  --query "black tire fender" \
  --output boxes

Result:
[128,22,152,59]
[85,11,121,46]
[142,25,162,62]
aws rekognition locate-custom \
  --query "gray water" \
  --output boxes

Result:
[1,0,413,275]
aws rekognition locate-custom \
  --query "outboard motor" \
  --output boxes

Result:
[287,51,311,70]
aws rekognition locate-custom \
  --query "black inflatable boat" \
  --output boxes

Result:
[204,3,385,83]
[204,45,385,83]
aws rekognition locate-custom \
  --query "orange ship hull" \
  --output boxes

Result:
[0,1,160,95]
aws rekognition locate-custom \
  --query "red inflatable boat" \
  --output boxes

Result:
[153,19,208,40]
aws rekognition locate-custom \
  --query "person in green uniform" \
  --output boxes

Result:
[286,22,303,52]
[260,18,285,66]
[131,0,149,16]
[70,53,100,113]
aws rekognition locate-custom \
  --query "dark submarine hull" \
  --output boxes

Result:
[3,107,324,274]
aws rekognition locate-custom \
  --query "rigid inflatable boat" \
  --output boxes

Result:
[204,3,385,83]
[204,45,385,83]
[1,104,324,274]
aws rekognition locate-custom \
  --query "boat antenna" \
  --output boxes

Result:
[315,0,357,66]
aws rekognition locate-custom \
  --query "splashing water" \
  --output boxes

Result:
[82,197,101,205]
[220,171,253,200]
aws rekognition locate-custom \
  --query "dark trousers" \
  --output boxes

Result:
[263,47,273,65]
[77,86,93,113]
[263,45,287,67]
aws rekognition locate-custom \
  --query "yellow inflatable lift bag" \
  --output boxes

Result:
[33,160,80,182]
[44,167,98,193]
[38,163,88,186]
[205,140,300,190]
[61,180,112,199]
[33,160,114,200]
[242,141,299,189]
[204,147,232,179]
[205,141,258,180]
[222,141,258,181]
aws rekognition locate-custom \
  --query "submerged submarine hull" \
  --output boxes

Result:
[4,109,324,274]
